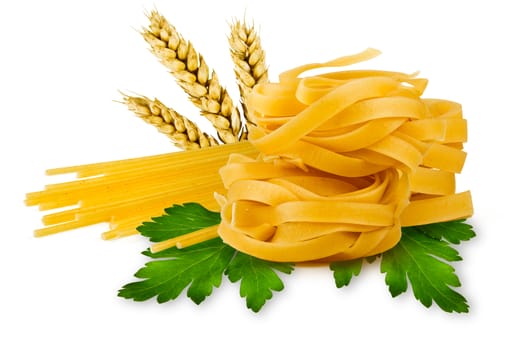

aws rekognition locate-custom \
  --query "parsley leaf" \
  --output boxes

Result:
[226,252,293,312]
[330,259,363,288]
[122,203,474,313]
[381,223,472,313]
[118,239,235,304]
[137,203,221,242]
[408,219,475,244]
[119,203,292,312]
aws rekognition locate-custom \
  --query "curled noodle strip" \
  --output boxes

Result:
[216,49,473,262]
[218,161,409,262]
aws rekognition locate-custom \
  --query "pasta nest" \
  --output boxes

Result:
[216,49,472,262]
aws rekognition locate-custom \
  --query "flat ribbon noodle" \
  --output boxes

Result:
[215,49,473,262]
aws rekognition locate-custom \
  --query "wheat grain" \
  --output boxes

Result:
[229,18,269,129]
[143,11,242,144]
[123,94,219,150]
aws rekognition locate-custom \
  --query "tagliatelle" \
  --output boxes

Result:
[212,49,473,262]
[217,162,409,262]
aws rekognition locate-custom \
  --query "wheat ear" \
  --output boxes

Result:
[229,19,269,128]
[123,94,219,150]
[143,11,242,144]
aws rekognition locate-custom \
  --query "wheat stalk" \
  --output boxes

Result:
[123,94,219,150]
[229,19,269,129]
[143,10,242,144]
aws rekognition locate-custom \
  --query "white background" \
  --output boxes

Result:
[1,0,524,348]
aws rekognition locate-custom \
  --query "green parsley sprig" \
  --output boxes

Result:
[118,203,293,312]
[119,203,475,313]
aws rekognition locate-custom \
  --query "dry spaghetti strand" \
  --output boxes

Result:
[26,142,257,239]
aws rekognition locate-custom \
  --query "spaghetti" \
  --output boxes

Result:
[25,142,257,239]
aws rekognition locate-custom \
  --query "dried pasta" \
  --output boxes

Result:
[26,142,258,239]
[215,49,473,262]
[27,48,473,264]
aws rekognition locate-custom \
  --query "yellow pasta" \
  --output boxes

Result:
[25,142,258,238]
[214,49,473,262]
[26,48,473,264]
